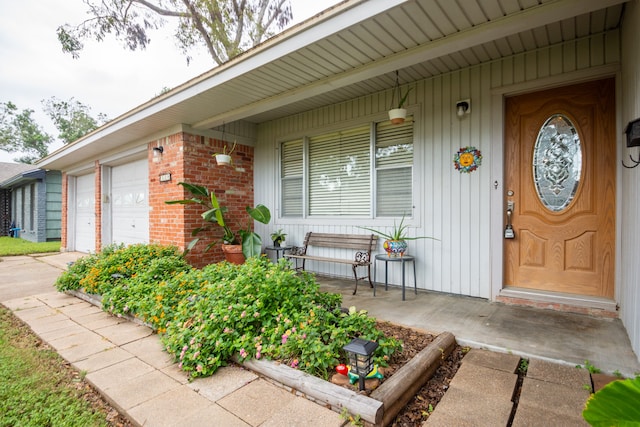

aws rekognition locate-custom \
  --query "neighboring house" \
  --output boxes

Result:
[0,162,35,237]
[37,0,640,362]
[0,164,62,242]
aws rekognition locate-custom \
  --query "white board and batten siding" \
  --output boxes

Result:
[254,32,621,300]
[619,1,640,367]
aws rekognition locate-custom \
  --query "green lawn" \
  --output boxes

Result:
[0,307,110,426]
[0,237,60,256]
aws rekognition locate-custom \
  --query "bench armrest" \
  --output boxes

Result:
[355,251,371,264]
[289,246,307,256]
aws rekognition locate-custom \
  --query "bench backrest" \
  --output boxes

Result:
[303,232,378,253]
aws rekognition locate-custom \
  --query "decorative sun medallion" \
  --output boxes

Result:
[454,146,482,173]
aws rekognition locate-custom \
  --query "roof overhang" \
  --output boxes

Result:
[38,0,627,171]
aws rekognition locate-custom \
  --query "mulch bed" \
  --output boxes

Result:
[340,321,467,426]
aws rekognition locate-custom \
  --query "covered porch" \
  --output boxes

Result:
[316,275,640,378]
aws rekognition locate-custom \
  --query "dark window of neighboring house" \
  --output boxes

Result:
[29,184,35,231]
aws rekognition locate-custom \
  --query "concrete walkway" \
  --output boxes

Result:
[3,291,343,427]
[2,252,639,426]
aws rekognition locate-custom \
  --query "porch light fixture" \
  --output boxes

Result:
[456,99,471,117]
[343,338,378,391]
[152,146,164,157]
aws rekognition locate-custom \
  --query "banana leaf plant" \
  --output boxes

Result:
[582,376,640,426]
[165,182,271,259]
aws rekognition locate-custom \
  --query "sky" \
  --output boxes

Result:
[0,0,341,163]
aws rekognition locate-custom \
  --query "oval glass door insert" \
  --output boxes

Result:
[532,114,582,212]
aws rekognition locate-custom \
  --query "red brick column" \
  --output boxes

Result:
[60,172,68,251]
[94,161,102,252]
[149,132,254,268]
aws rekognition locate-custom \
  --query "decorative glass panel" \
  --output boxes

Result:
[533,114,582,212]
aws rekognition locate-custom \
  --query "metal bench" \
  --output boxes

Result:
[285,232,378,295]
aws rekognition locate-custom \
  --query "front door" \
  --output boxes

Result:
[504,78,616,298]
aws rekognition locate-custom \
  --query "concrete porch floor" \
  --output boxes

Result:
[316,275,640,378]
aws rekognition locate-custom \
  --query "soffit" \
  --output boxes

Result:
[39,0,626,169]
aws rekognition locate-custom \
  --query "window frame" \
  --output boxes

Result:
[278,110,419,223]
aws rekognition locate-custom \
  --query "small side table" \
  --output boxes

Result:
[373,254,417,301]
[265,246,292,262]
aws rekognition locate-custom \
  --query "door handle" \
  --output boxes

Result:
[505,203,515,239]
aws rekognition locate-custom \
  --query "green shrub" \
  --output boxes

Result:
[55,244,183,295]
[57,245,402,381]
[161,257,401,379]
[102,255,192,333]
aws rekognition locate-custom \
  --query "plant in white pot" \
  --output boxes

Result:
[214,141,237,166]
[359,215,438,257]
[388,70,413,125]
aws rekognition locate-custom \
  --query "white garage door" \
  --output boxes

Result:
[74,173,95,253]
[111,159,149,245]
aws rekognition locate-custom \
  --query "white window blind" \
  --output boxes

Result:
[309,125,370,216]
[375,117,414,216]
[281,139,303,217]
[279,117,414,218]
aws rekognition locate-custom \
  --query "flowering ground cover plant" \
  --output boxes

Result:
[55,245,402,380]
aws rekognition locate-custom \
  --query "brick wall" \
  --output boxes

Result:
[149,132,254,268]
[58,131,253,267]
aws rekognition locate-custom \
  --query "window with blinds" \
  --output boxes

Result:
[375,117,414,216]
[309,125,370,216]
[280,139,303,217]
[280,116,414,218]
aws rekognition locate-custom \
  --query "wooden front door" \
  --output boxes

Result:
[504,78,616,298]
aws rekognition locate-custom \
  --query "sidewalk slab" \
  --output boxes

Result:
[2,295,47,311]
[462,348,521,373]
[514,377,590,426]
[526,358,591,388]
[57,340,116,363]
[27,313,77,333]
[425,385,514,426]
[122,335,175,370]
[127,386,221,427]
[425,356,517,426]
[217,379,297,426]
[72,347,134,373]
[188,365,259,402]
[75,311,125,330]
[95,321,153,346]
[57,301,104,318]
[11,304,58,322]
[261,395,344,427]
[86,357,156,390]
[37,291,83,308]
[103,370,182,411]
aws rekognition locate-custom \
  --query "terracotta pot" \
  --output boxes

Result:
[221,244,245,264]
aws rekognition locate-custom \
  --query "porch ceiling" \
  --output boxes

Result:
[38,0,626,169]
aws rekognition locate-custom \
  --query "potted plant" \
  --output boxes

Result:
[270,229,287,247]
[166,182,271,263]
[359,215,438,257]
[214,141,237,166]
[388,87,412,124]
[388,71,413,124]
